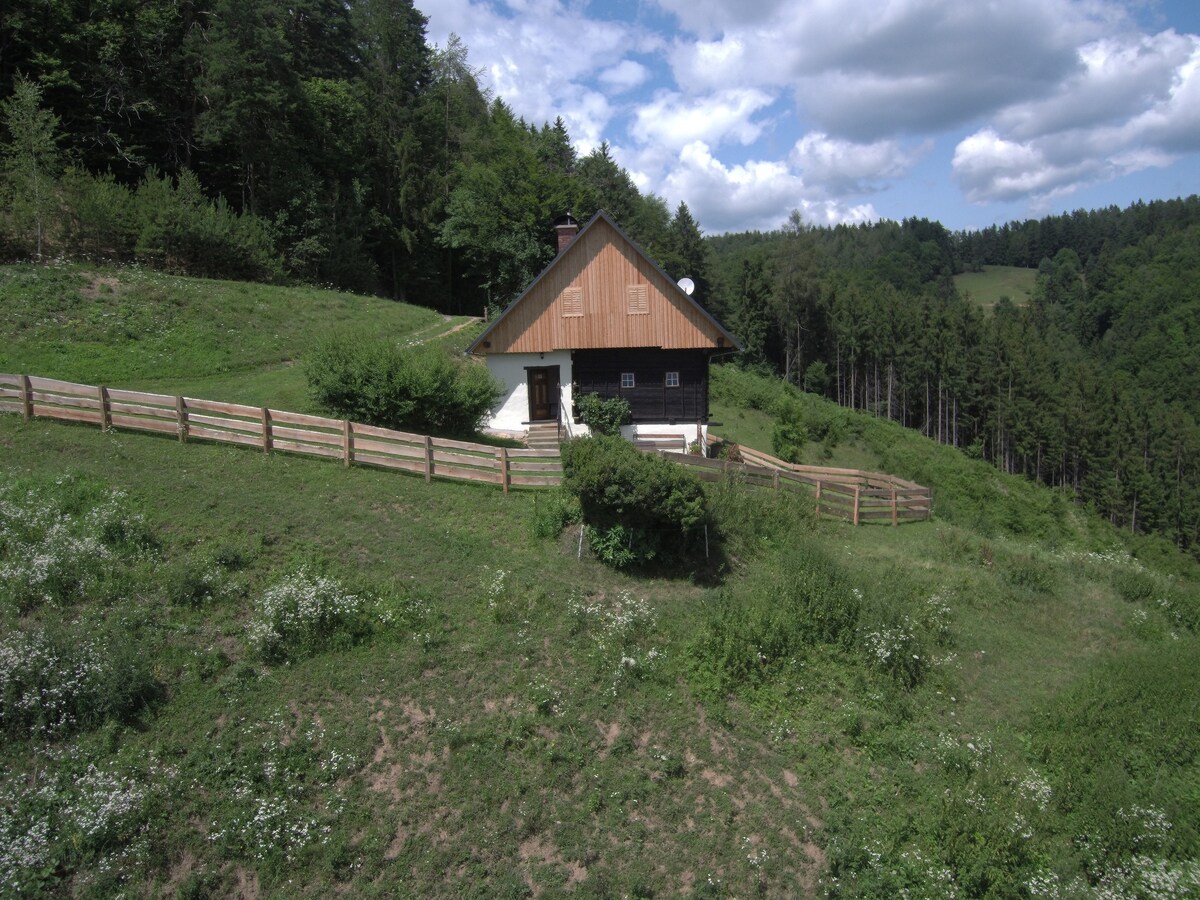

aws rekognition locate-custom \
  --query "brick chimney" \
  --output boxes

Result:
[554,213,579,254]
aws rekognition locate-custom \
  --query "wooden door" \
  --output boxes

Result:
[528,367,558,421]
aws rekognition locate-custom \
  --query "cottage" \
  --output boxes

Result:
[467,211,741,447]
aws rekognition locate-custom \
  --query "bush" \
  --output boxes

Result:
[58,168,137,261]
[0,475,156,613]
[305,335,501,436]
[561,435,708,568]
[133,168,283,282]
[772,400,807,462]
[529,488,581,539]
[576,393,631,436]
[247,569,377,662]
[689,540,861,691]
[0,622,158,739]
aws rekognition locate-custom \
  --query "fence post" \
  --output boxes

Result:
[343,420,352,467]
[20,375,32,421]
[98,385,110,432]
[772,468,780,491]
[261,408,272,454]
[424,435,433,482]
[499,448,509,494]
[815,481,822,520]
[891,487,898,526]
[176,396,188,443]
[852,486,860,526]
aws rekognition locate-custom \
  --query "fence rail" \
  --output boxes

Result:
[0,373,560,493]
[663,435,932,525]
[0,373,930,523]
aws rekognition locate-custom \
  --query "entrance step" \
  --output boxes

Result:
[525,423,561,450]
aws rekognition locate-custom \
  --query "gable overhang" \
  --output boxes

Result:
[466,209,743,355]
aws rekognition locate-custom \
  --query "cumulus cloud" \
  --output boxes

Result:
[667,0,1105,138]
[599,60,650,92]
[425,0,1199,230]
[631,89,775,150]
[791,133,928,196]
[994,31,1197,140]
[953,33,1200,202]
[425,0,631,133]
[659,141,876,233]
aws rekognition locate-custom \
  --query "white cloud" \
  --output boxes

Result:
[953,34,1200,202]
[994,31,1197,140]
[650,0,786,37]
[631,89,775,150]
[425,0,1200,230]
[790,133,928,196]
[599,60,650,92]
[659,141,877,233]
[425,0,631,134]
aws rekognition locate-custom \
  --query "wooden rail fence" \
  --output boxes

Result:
[0,374,561,492]
[0,373,930,524]
[649,436,932,525]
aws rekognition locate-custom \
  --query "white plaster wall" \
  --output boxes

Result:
[484,351,573,432]
[482,352,708,449]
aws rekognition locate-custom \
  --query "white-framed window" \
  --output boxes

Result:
[665,371,680,388]
[621,372,635,389]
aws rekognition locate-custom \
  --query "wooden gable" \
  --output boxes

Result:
[470,213,737,354]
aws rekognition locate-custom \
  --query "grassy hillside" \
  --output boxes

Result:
[2,265,1198,897]
[953,265,1037,312]
[0,263,481,412]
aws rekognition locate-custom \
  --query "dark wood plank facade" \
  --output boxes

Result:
[573,349,709,424]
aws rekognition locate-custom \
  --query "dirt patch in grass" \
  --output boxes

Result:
[80,273,120,299]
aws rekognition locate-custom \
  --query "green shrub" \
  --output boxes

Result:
[771,400,807,462]
[585,523,641,568]
[58,168,137,261]
[576,393,632,436]
[529,488,581,539]
[247,568,378,663]
[689,541,861,691]
[305,334,501,436]
[0,475,156,613]
[561,436,708,568]
[0,621,158,739]
[133,168,283,282]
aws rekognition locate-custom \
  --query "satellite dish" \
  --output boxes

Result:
[677,277,695,296]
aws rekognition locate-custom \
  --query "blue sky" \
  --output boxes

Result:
[424,0,1200,235]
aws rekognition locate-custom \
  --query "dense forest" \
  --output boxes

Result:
[2,2,1197,556]
[705,200,1200,559]
[0,0,707,309]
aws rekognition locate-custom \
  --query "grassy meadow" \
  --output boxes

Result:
[953,265,1037,312]
[1,264,1198,897]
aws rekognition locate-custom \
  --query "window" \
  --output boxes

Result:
[665,371,680,388]
[621,372,635,389]
[560,286,583,317]
[626,284,648,315]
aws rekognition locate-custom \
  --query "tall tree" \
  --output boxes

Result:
[2,78,63,259]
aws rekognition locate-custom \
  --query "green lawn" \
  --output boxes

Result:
[954,265,1037,312]
[0,263,445,408]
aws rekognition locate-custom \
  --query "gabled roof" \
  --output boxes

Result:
[467,209,742,355]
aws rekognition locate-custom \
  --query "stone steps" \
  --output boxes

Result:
[525,423,561,450]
